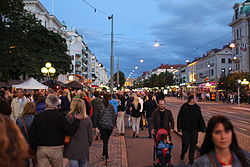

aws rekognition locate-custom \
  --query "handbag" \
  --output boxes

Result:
[64,114,72,144]
[21,119,37,161]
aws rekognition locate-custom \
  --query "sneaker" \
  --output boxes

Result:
[133,132,135,137]
[136,135,139,138]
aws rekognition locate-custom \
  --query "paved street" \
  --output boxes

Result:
[62,98,250,167]
[166,97,250,152]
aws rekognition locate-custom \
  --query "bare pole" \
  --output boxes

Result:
[108,15,114,94]
[117,56,120,89]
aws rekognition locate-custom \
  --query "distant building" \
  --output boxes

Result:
[124,78,136,87]
[229,0,250,72]
[174,45,233,86]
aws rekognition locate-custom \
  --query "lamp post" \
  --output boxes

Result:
[41,62,56,87]
[108,14,114,94]
[237,79,241,106]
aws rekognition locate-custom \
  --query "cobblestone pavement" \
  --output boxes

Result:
[63,128,126,167]
[89,129,125,167]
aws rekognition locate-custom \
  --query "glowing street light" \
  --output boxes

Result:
[135,66,138,70]
[153,41,160,47]
[41,62,56,87]
[140,59,144,63]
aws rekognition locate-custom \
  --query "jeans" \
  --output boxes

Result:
[69,158,87,167]
[131,116,141,135]
[99,128,113,159]
[117,111,125,133]
[146,117,152,137]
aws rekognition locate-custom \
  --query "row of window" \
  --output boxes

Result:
[221,58,232,64]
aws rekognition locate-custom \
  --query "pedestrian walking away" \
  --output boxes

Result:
[129,95,142,138]
[143,93,158,138]
[63,98,93,167]
[177,94,206,165]
[29,94,83,167]
[96,93,116,164]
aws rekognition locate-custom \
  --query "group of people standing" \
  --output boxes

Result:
[0,88,249,167]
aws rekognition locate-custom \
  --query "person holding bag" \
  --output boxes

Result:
[63,98,93,167]
[16,101,37,167]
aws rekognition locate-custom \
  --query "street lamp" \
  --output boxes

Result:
[237,79,241,106]
[108,14,114,94]
[41,62,56,86]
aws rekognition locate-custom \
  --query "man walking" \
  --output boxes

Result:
[30,94,83,167]
[177,95,206,165]
[143,93,157,138]
[151,99,174,136]
[10,88,28,121]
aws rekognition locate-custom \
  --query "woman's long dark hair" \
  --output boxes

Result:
[200,115,249,167]
[103,93,110,107]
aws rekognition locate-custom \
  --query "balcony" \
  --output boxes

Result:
[75,60,81,66]
[75,71,82,75]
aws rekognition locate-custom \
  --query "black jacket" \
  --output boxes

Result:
[130,103,141,118]
[143,99,157,117]
[29,109,80,150]
[151,108,174,131]
[177,102,206,132]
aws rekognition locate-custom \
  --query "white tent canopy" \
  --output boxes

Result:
[13,77,48,89]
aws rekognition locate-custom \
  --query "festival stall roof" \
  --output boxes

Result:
[64,81,84,89]
[12,77,48,89]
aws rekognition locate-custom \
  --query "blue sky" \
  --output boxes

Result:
[39,0,240,77]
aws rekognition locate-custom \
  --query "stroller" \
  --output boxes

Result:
[153,128,173,167]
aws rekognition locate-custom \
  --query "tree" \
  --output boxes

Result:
[0,0,71,81]
[113,71,126,88]
[218,72,250,92]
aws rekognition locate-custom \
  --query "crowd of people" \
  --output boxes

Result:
[0,88,249,167]
[176,90,250,104]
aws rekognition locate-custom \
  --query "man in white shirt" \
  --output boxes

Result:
[10,89,28,121]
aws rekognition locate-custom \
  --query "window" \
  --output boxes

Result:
[236,30,239,39]
[221,58,225,63]
[235,9,239,20]
[71,55,74,60]
[228,58,232,63]
[211,69,214,76]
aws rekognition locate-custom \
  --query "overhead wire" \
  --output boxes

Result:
[80,0,110,16]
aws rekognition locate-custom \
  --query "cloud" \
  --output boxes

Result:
[77,0,238,77]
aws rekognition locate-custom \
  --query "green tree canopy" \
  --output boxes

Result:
[0,0,71,81]
[113,71,126,88]
[218,72,250,91]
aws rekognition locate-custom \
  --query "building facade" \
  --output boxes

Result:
[229,0,250,72]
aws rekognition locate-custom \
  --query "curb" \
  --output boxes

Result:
[121,136,129,167]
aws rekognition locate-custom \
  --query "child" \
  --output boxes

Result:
[157,134,174,167]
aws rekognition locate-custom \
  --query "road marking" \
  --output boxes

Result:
[231,107,250,111]
[237,120,250,125]
[237,127,248,132]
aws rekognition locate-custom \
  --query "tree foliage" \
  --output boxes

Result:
[218,72,250,91]
[113,71,126,88]
[0,0,71,81]
[146,71,174,88]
